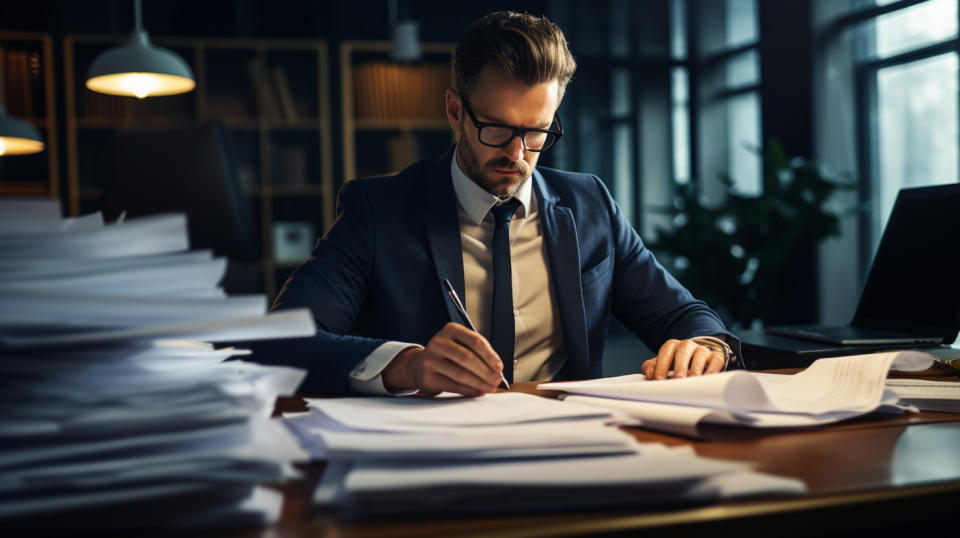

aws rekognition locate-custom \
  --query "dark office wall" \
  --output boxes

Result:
[0,1,548,41]
[758,0,817,324]
[759,0,813,162]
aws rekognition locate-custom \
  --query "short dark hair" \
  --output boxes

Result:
[455,11,577,101]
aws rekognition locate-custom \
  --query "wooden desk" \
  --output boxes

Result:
[249,379,960,538]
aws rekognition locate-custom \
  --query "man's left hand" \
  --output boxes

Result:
[641,339,725,380]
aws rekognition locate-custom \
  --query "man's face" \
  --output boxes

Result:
[445,66,560,198]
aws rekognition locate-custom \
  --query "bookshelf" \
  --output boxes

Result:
[64,35,332,298]
[0,32,59,199]
[340,41,456,181]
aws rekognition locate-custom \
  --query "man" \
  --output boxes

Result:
[263,11,740,396]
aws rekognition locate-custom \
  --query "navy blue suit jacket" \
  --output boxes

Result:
[257,152,736,394]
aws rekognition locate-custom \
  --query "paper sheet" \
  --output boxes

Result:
[541,351,935,415]
[0,209,310,530]
[285,409,639,460]
[885,378,960,412]
[0,256,228,297]
[563,390,907,438]
[305,391,619,432]
[0,290,266,329]
[344,447,748,491]
[0,213,189,259]
[0,308,316,348]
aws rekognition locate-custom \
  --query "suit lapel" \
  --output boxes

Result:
[534,172,590,380]
[419,158,590,378]
[421,151,464,323]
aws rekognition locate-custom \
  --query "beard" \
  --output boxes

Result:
[457,127,533,199]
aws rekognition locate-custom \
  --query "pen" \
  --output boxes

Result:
[443,278,510,390]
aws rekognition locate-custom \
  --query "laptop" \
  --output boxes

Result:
[765,182,960,346]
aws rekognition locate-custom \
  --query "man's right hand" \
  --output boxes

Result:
[381,322,504,397]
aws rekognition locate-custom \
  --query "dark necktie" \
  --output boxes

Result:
[489,198,522,382]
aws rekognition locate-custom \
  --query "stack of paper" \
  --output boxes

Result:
[540,351,937,438]
[0,200,316,532]
[287,392,806,517]
[287,392,640,461]
[885,378,960,413]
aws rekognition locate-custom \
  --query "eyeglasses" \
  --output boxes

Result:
[460,97,563,152]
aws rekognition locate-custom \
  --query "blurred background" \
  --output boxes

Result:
[0,0,955,350]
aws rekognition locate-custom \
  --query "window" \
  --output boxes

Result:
[547,0,677,233]
[671,0,691,186]
[692,0,763,198]
[853,0,959,256]
[547,0,763,232]
[721,0,762,197]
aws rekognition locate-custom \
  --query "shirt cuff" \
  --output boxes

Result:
[348,341,423,396]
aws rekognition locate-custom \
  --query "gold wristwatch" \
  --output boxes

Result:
[690,336,735,371]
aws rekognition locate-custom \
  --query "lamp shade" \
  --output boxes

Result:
[86,30,195,98]
[0,112,44,156]
[392,21,421,62]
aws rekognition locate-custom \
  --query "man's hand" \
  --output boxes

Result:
[641,338,726,380]
[381,322,504,397]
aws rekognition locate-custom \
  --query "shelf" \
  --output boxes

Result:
[64,35,333,299]
[75,118,192,129]
[216,118,324,130]
[353,118,450,130]
[75,116,324,130]
[341,40,455,181]
[0,182,53,197]
[22,117,55,129]
[0,32,59,198]
[243,185,326,196]
[266,119,324,129]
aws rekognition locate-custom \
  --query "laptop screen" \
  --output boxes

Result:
[853,183,960,337]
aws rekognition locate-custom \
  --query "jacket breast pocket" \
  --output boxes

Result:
[580,254,613,287]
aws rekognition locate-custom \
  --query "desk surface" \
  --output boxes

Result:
[231,377,960,538]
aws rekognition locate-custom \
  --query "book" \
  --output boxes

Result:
[247,58,280,119]
[271,66,298,120]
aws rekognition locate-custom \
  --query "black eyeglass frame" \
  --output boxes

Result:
[460,97,563,152]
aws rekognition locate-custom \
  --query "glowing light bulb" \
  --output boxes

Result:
[0,139,6,156]
[124,73,159,99]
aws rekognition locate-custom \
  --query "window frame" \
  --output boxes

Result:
[839,0,960,276]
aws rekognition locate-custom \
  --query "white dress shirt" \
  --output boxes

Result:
[349,151,567,394]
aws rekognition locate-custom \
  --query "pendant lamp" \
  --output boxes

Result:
[85,0,195,99]
[388,0,421,62]
[0,65,44,156]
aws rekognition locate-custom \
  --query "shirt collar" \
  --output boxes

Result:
[450,147,532,225]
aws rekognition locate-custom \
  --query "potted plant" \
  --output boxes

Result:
[647,139,854,329]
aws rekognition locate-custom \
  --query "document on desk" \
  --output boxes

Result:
[0,205,316,530]
[885,378,960,413]
[0,198,63,233]
[0,249,214,279]
[304,391,623,432]
[0,200,104,236]
[539,351,934,437]
[285,408,639,461]
[0,290,266,329]
[542,351,933,414]
[0,213,189,260]
[321,449,805,516]
[0,255,228,297]
[0,308,316,348]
